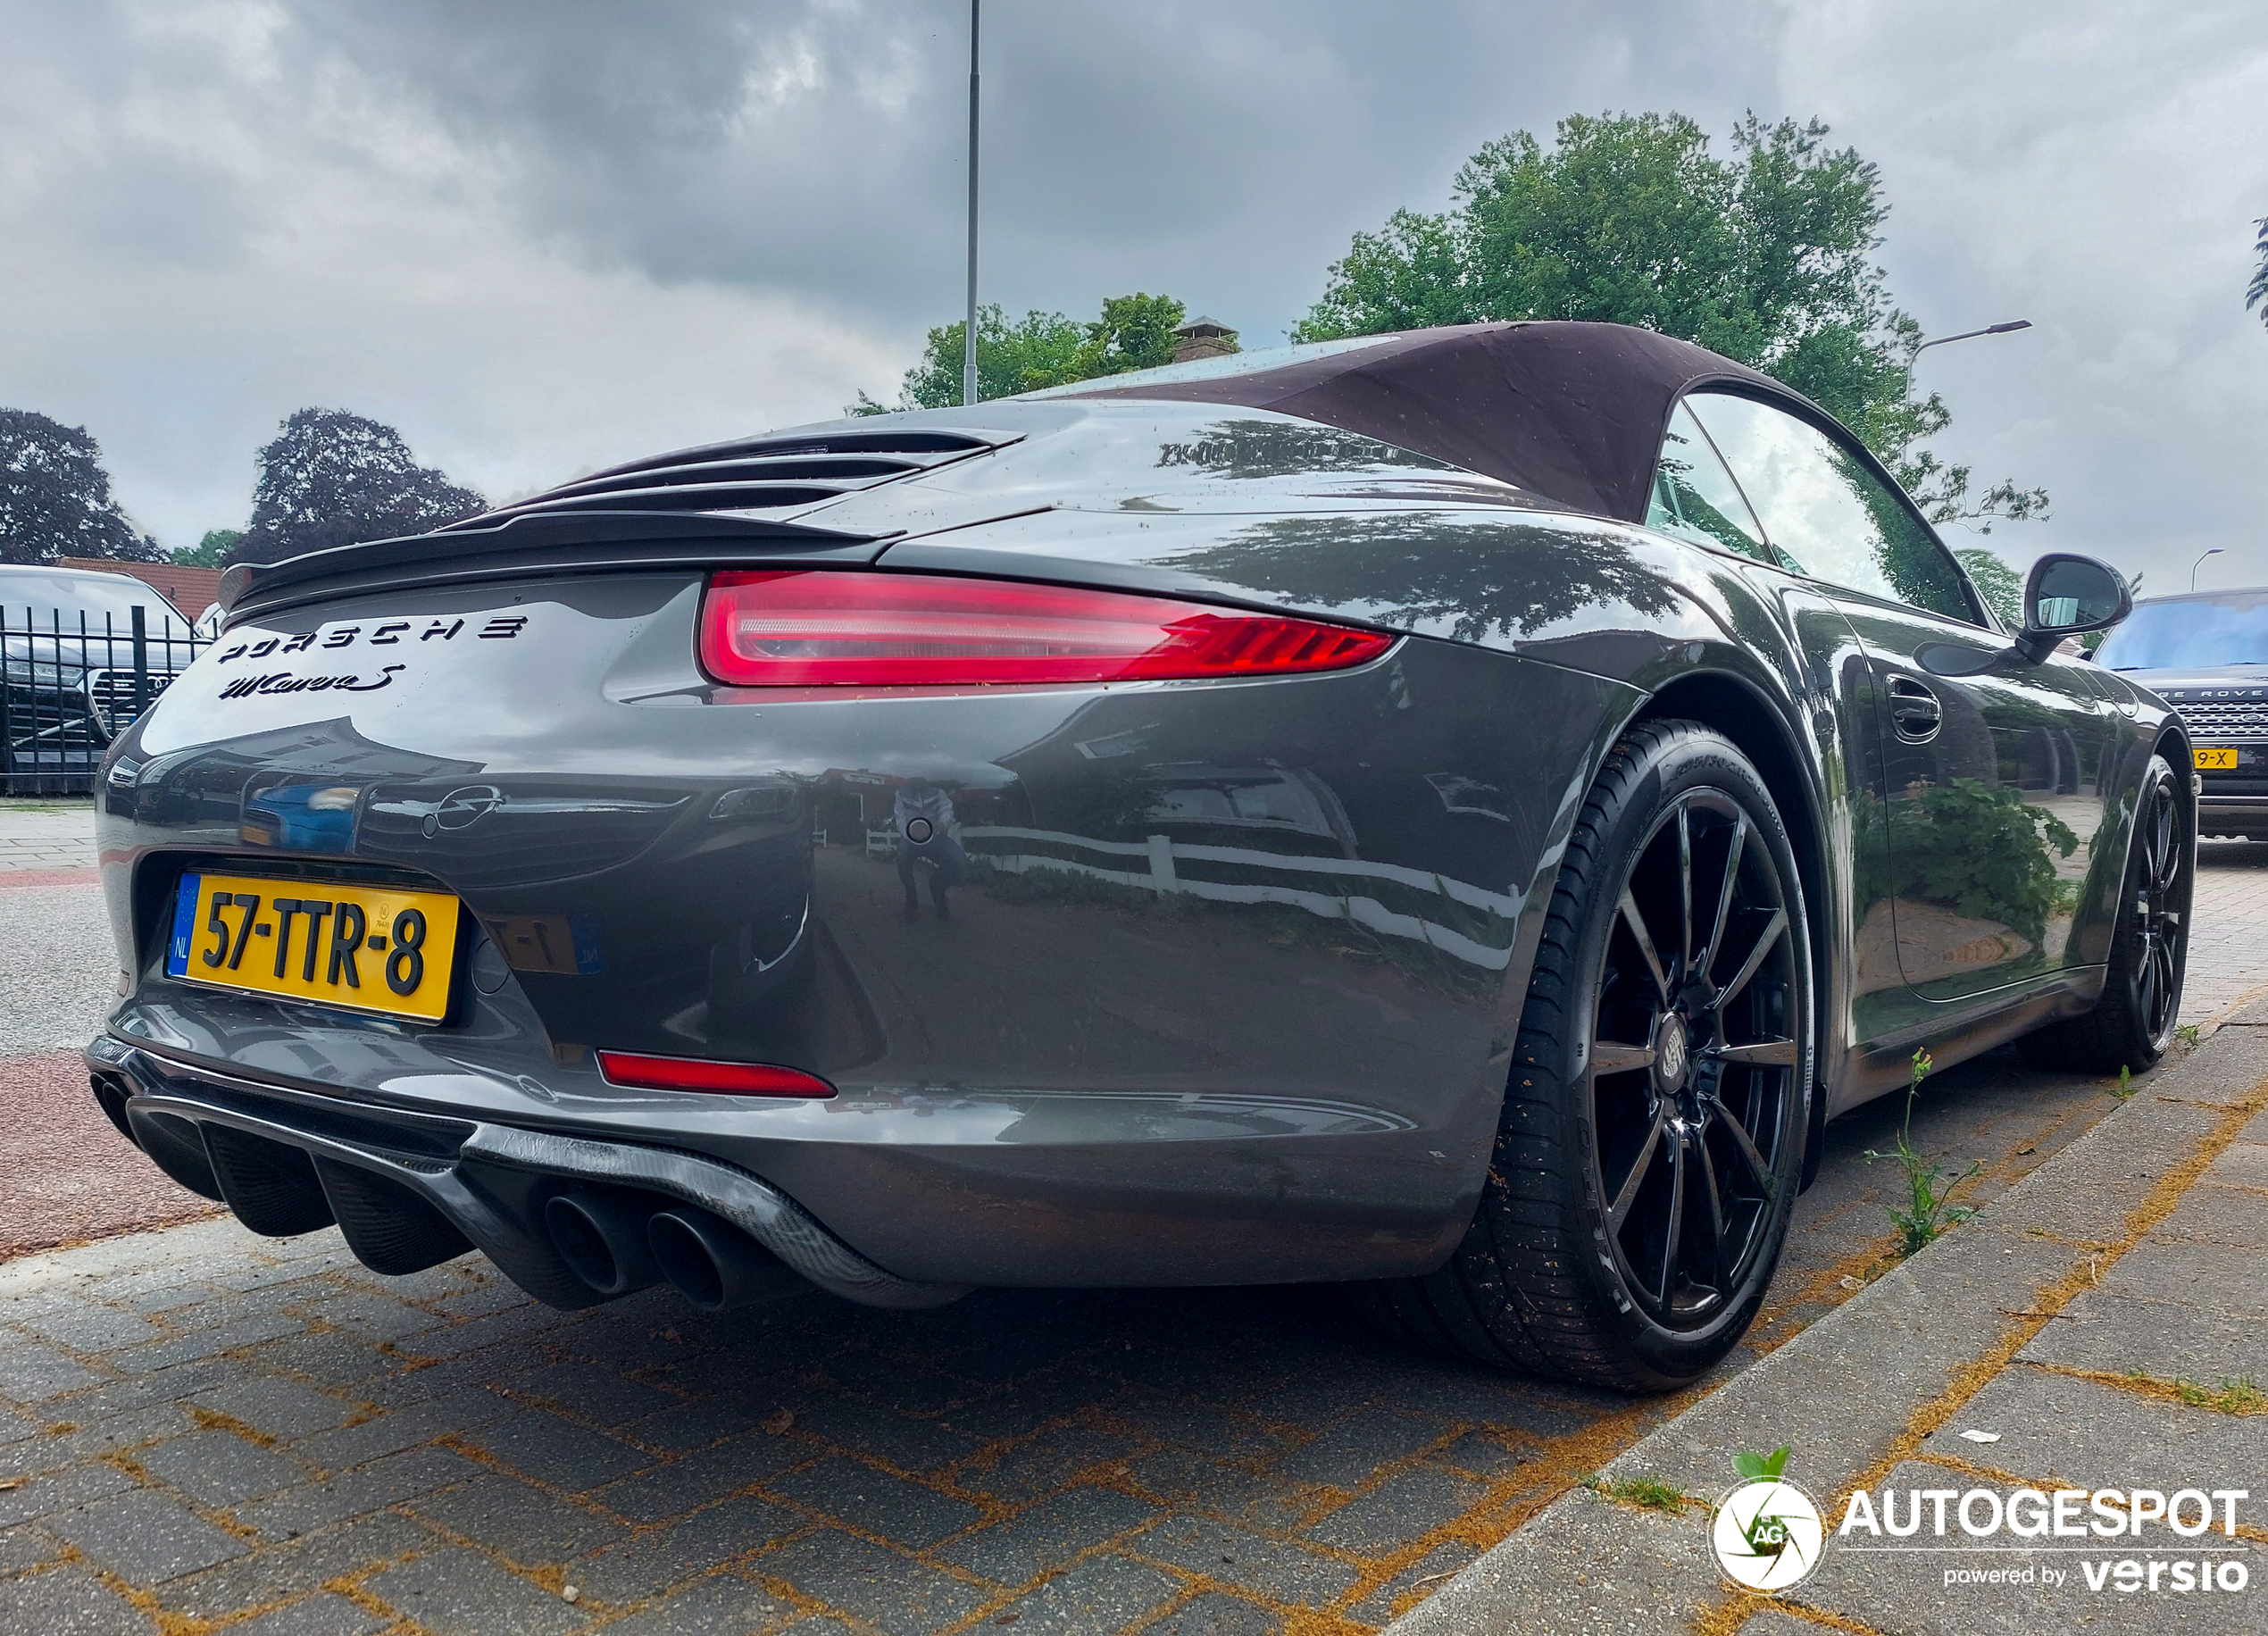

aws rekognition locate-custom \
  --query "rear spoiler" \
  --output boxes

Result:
[218,511,889,625]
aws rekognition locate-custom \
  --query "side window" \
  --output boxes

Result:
[1683,392,1979,624]
[1646,403,1774,563]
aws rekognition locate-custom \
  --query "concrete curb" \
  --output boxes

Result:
[1384,1003,2268,1635]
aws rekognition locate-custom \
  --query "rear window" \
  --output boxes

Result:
[2096,592,2268,671]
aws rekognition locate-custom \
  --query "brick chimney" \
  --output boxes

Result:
[1170,315,1238,364]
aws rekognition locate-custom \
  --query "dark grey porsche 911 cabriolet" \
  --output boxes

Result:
[86,322,2191,1390]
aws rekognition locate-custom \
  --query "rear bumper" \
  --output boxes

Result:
[87,1013,1488,1290]
[86,1037,962,1310]
[2197,789,2268,838]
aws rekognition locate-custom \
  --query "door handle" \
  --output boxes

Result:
[1888,673,1942,743]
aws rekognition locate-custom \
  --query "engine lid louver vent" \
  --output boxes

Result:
[221,424,1016,623]
[447,427,1009,531]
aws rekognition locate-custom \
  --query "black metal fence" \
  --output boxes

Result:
[3,602,206,796]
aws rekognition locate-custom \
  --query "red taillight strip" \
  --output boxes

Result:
[697,569,1394,688]
[596,1050,836,1098]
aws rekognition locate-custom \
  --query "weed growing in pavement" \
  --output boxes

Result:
[2122,1370,2267,1414]
[2111,1064,2138,1099]
[1865,1048,1980,1257]
[1583,1473,1695,1514]
[2173,1376,2267,1415]
[2174,1023,2202,1052]
[1733,1446,1792,1483]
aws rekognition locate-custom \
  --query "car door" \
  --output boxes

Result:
[1646,403,1909,1039]
[1684,390,2114,1005]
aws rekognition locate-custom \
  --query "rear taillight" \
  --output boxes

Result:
[596,1050,836,1098]
[696,570,1393,688]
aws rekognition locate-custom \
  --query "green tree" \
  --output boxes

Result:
[229,409,484,567]
[2249,215,2267,330]
[1080,292,1194,378]
[172,529,242,568]
[869,305,1085,411]
[855,292,1219,413]
[0,409,166,565]
[1953,547,2022,629]
[1297,113,2045,530]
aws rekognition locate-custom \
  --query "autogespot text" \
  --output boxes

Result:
[1839,1485,2252,1597]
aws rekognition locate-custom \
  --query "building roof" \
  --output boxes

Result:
[1172,315,1235,338]
[58,558,220,618]
[1063,321,1789,523]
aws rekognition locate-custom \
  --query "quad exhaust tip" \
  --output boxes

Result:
[544,1191,662,1298]
[646,1206,805,1312]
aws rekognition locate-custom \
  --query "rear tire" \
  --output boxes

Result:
[2016,753,2191,1075]
[1350,720,1813,1391]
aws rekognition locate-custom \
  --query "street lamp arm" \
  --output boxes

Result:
[1913,320,2033,358]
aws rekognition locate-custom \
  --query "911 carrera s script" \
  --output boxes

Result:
[216,665,404,699]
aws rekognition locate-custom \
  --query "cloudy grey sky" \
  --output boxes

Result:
[4,0,2264,592]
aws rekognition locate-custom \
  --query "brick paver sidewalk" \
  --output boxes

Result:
[0,1223,1647,1636]
[2185,839,2268,1023]
[0,799,98,875]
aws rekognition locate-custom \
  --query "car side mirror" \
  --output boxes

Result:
[1918,552,2134,678]
[2014,553,2130,664]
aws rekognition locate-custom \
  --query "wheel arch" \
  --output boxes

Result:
[2152,722,2194,814]
[1629,669,1834,1189]
[2147,712,2199,909]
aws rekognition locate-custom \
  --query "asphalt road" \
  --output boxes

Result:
[4,799,2265,1634]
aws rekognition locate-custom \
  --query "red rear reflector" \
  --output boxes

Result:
[596,1050,836,1098]
[697,569,1393,687]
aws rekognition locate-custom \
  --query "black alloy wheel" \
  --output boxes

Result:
[2019,753,2192,1075]
[1588,789,1802,1331]
[1347,720,1813,1390]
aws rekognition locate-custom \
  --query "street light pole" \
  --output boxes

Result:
[1905,319,2032,401]
[2192,547,2224,592]
[962,0,980,408]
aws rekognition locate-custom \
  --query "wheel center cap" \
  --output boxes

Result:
[1654,1014,1690,1090]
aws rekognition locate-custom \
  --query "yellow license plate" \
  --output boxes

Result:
[2195,747,2239,771]
[165,871,462,1022]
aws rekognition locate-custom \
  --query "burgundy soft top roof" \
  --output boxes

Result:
[1061,321,1786,524]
